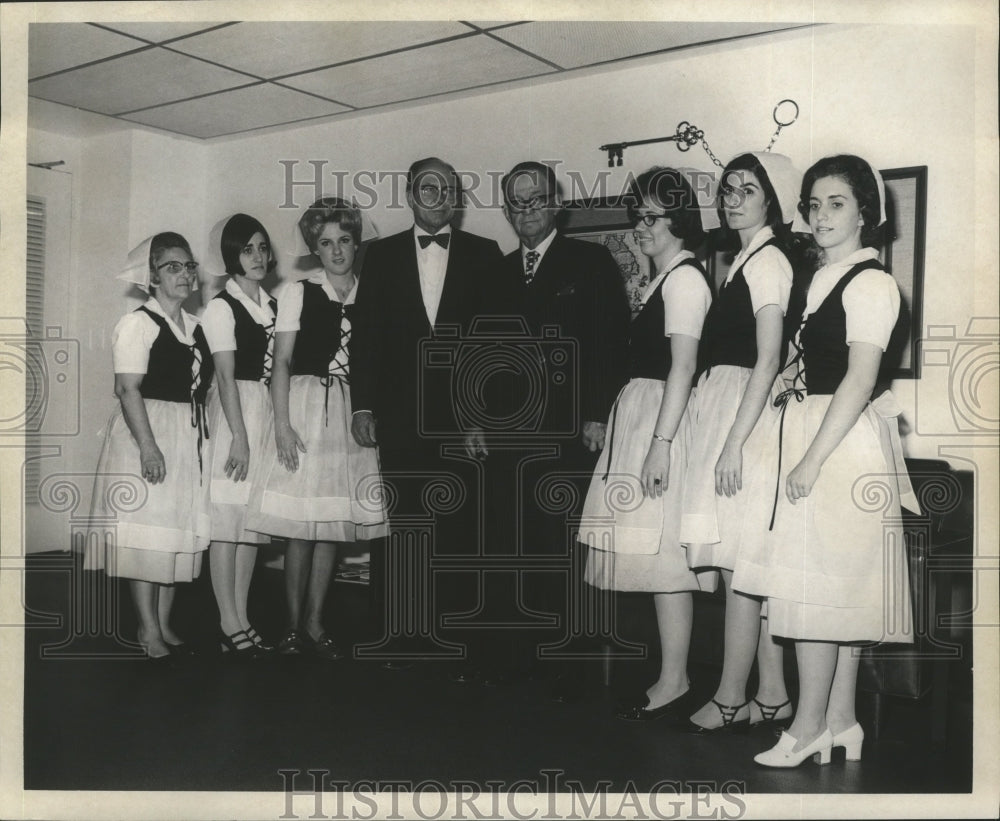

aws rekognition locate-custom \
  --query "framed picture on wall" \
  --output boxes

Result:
[880,165,928,379]
[561,196,712,316]
[564,165,927,379]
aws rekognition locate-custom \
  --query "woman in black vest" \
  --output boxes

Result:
[247,198,386,658]
[579,168,715,720]
[201,214,278,657]
[86,232,214,660]
[681,152,801,734]
[734,155,913,767]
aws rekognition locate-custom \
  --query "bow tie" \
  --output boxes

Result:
[418,233,450,250]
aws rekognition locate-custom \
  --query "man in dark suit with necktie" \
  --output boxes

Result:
[350,157,503,679]
[491,160,630,699]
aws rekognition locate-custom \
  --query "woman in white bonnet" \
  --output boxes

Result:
[85,232,213,660]
[680,152,800,734]
[733,154,914,767]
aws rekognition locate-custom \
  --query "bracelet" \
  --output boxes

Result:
[652,433,673,444]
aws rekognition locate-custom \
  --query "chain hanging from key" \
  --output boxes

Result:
[599,99,799,168]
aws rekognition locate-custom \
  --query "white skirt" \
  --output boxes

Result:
[579,378,715,593]
[205,380,272,544]
[681,365,781,571]
[731,394,913,643]
[246,375,387,542]
[84,399,211,584]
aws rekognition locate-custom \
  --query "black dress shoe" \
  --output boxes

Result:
[617,689,693,722]
[165,642,195,658]
[312,634,345,661]
[277,629,310,656]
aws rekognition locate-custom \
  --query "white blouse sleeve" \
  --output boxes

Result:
[843,269,901,350]
[662,264,712,340]
[274,281,305,333]
[742,246,793,315]
[111,311,159,374]
[200,297,237,354]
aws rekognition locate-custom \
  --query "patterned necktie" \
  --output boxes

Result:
[524,250,540,285]
[418,233,450,249]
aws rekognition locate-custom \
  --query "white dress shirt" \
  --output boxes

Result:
[414,227,451,326]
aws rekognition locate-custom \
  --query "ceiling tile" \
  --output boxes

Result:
[99,22,232,43]
[120,83,350,139]
[492,21,796,69]
[466,22,527,30]
[29,23,146,80]
[28,47,256,115]
[282,34,555,109]
[169,21,472,79]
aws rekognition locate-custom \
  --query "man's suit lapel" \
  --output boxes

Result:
[527,232,565,295]
[397,229,432,333]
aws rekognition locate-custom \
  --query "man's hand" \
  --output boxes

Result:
[463,428,488,459]
[582,421,607,452]
[352,410,378,448]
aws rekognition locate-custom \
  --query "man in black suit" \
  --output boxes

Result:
[350,157,503,679]
[491,161,630,698]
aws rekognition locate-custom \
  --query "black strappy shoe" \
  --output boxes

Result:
[683,699,751,735]
[220,629,266,659]
[245,626,274,653]
[749,697,793,728]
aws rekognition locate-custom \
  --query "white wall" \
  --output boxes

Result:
[23,22,991,548]
[25,114,209,549]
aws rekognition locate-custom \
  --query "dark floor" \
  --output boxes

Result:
[23,551,973,796]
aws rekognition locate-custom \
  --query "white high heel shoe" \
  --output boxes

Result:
[754,729,833,768]
[831,723,864,761]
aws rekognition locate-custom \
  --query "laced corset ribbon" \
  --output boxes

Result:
[768,335,806,530]
[319,302,352,426]
[188,338,210,479]
[261,296,278,386]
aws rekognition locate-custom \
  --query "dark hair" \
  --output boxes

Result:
[406,156,457,190]
[298,197,363,251]
[798,154,885,250]
[220,214,276,276]
[501,161,561,203]
[630,166,705,249]
[715,153,792,258]
[148,231,193,271]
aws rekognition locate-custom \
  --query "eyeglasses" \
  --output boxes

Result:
[506,194,556,213]
[627,209,671,228]
[417,184,458,200]
[156,261,199,274]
